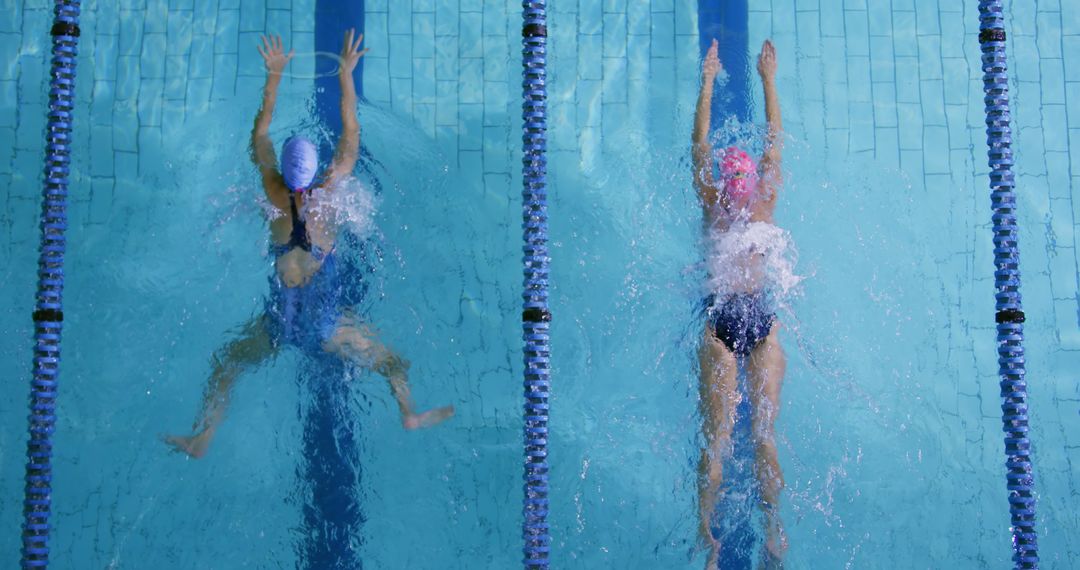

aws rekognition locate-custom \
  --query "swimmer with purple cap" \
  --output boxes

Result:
[693,39,788,568]
[166,31,454,459]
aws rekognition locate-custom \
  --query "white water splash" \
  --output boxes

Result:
[309,175,380,240]
[257,175,380,241]
[701,220,802,302]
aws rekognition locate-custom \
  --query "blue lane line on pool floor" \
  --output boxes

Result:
[697,2,757,569]
[699,0,751,124]
[316,0,366,158]
[305,1,367,569]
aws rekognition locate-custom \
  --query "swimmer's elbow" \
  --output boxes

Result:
[764,164,782,185]
[758,180,781,210]
[760,152,782,179]
[695,180,720,209]
[341,112,359,135]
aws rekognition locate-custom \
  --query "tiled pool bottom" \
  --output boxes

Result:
[3,0,1076,336]
[0,0,1078,567]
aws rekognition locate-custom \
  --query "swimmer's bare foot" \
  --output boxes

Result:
[701,535,719,569]
[163,430,212,459]
[402,405,455,429]
[763,510,788,568]
[697,510,719,564]
[696,504,720,568]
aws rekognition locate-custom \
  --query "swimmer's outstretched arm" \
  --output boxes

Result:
[253,34,294,210]
[693,39,722,210]
[323,29,368,188]
[756,40,782,212]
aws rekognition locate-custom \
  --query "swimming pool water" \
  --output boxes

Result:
[1,0,1078,568]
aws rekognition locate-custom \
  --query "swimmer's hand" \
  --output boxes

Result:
[702,39,722,81]
[162,430,213,459]
[757,39,777,81]
[403,405,455,430]
[339,28,369,75]
[258,34,294,76]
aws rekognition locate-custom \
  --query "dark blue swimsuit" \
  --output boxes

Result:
[265,192,345,352]
[704,292,776,357]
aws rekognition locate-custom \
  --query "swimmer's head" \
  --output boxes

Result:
[281,135,318,191]
[718,146,758,200]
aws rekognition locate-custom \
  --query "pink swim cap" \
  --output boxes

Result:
[718,146,758,200]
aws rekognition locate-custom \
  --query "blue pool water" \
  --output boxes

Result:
[1,0,1079,568]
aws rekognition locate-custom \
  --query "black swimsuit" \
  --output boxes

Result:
[265,191,344,351]
[704,292,776,357]
[269,192,328,260]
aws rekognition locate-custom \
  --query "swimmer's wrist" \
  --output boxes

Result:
[338,67,358,82]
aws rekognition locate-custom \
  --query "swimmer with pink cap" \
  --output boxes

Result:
[717,145,760,202]
[691,38,789,570]
[692,38,782,225]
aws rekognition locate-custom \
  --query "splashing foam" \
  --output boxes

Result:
[259,175,380,241]
[702,220,802,303]
[696,119,803,304]
[310,175,380,240]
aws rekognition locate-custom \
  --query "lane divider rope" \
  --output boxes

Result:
[978,2,1039,568]
[22,2,82,568]
[520,2,550,568]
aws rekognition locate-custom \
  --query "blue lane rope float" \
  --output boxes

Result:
[978,2,1039,568]
[520,2,551,568]
[21,1,82,568]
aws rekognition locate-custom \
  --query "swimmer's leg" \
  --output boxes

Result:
[698,322,740,568]
[747,322,787,564]
[164,315,277,458]
[324,315,454,429]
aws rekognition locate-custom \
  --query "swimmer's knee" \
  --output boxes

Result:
[212,345,248,372]
[374,353,410,377]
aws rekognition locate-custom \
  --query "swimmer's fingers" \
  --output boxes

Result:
[258,34,271,58]
[703,39,722,78]
[757,39,777,77]
[342,28,354,53]
[337,29,369,72]
[347,30,368,59]
[258,35,292,72]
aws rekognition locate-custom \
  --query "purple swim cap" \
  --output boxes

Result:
[281,135,318,191]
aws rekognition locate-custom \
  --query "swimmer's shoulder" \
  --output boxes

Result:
[262,175,291,212]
